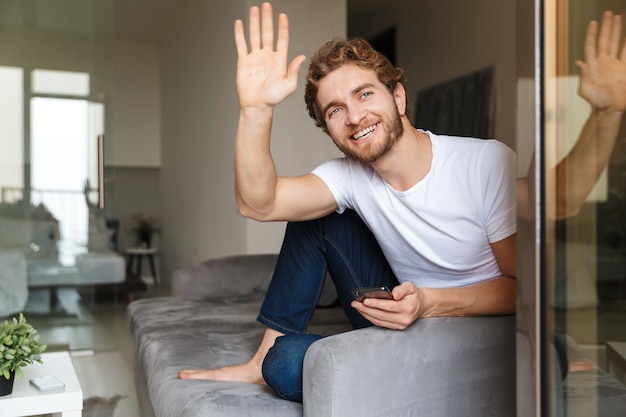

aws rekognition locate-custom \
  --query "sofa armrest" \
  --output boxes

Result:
[303,315,515,417]
[171,254,278,298]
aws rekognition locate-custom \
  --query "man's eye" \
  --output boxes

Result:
[361,91,372,99]
[328,108,340,118]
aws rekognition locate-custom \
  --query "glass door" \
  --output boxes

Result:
[0,0,118,351]
[517,0,626,415]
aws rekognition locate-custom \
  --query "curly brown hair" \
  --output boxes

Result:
[305,38,407,131]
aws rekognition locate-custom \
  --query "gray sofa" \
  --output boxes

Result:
[128,253,517,416]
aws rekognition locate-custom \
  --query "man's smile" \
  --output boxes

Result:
[351,122,380,141]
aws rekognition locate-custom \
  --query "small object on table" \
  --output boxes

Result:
[29,376,66,392]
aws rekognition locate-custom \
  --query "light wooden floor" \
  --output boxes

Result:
[70,306,141,417]
[21,283,170,417]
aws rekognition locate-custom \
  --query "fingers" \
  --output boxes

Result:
[235,4,273,52]
[608,13,621,57]
[598,11,612,57]
[596,11,625,58]
[287,54,307,82]
[261,2,274,49]
[582,11,626,62]
[235,3,291,56]
[355,302,412,330]
[574,59,588,78]
[391,281,414,301]
[584,19,599,61]
[616,14,626,61]
[275,12,289,56]
[249,5,261,50]
[234,19,248,58]
[351,283,419,330]
[233,5,263,56]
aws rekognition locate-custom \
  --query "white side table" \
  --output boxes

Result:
[0,351,83,417]
[125,247,159,285]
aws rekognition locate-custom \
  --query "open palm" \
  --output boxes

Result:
[234,4,306,109]
[576,11,626,113]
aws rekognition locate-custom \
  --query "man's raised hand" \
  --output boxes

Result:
[575,11,626,113]
[234,3,306,110]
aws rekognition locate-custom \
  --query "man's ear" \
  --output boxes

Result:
[393,83,407,116]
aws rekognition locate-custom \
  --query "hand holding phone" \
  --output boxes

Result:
[351,286,393,302]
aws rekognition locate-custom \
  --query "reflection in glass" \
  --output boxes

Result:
[32,69,90,97]
[31,97,90,265]
[0,66,24,199]
[543,8,626,416]
[0,0,120,354]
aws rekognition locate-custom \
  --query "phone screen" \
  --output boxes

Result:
[351,286,393,302]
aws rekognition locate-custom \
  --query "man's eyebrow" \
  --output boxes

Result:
[321,83,377,117]
[352,83,376,94]
[321,100,339,118]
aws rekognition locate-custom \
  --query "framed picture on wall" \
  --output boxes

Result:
[414,66,495,139]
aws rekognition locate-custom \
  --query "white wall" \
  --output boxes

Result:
[0,27,161,168]
[159,0,345,277]
[0,66,24,191]
[110,39,161,167]
[349,0,517,149]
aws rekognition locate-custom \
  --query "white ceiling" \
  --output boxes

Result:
[0,0,185,41]
[0,0,377,41]
[110,0,182,41]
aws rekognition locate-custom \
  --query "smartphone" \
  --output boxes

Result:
[29,376,65,392]
[351,286,393,302]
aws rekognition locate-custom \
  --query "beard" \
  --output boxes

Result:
[332,107,404,164]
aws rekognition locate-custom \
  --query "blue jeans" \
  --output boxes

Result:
[258,210,398,402]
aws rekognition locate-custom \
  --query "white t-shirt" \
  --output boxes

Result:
[311,131,516,288]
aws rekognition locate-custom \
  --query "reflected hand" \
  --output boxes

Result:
[234,3,306,110]
[575,11,626,113]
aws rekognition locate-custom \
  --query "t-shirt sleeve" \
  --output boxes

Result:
[311,158,353,214]
[478,140,517,243]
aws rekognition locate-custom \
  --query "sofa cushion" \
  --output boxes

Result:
[129,294,350,417]
[129,295,298,416]
[172,255,278,299]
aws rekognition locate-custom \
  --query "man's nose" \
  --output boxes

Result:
[345,104,365,126]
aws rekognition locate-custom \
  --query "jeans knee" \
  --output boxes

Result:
[262,334,324,403]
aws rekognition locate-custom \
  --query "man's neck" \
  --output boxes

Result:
[371,121,432,192]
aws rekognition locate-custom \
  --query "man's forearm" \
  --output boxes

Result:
[234,108,279,219]
[553,109,623,218]
[419,276,517,318]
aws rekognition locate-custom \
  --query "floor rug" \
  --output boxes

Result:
[83,395,125,417]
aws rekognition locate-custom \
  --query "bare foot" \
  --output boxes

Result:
[179,360,265,384]
[178,328,283,385]
[569,360,594,373]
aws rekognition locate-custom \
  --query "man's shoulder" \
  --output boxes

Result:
[431,131,501,146]
[431,132,513,159]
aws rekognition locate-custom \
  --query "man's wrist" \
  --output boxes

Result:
[237,106,276,132]
[416,287,438,318]
[595,107,625,121]
[240,105,275,119]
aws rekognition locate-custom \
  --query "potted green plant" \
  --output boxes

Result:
[0,313,47,396]
[130,213,161,248]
